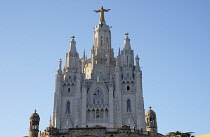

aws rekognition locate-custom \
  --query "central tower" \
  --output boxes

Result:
[84,6,115,80]
[52,7,147,131]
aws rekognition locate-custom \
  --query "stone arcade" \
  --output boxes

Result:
[25,7,162,137]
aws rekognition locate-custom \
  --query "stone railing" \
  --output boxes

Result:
[87,104,109,109]
[58,127,149,135]
[87,118,109,123]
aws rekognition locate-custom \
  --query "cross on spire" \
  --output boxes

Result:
[71,35,75,41]
[125,33,129,36]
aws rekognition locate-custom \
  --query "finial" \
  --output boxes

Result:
[136,55,139,60]
[125,33,129,36]
[58,58,62,70]
[149,106,152,110]
[71,35,75,42]
[71,35,75,39]
[118,47,120,56]
[34,109,37,113]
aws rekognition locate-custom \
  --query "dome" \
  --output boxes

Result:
[30,110,40,120]
[146,107,156,118]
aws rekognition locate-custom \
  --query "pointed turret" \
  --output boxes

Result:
[123,33,131,50]
[49,116,52,127]
[57,58,62,74]
[82,50,86,73]
[69,36,77,53]
[135,55,140,71]
[83,50,86,60]
[118,47,121,54]
[65,36,79,69]
[121,33,134,68]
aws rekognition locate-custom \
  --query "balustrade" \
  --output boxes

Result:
[87,104,109,109]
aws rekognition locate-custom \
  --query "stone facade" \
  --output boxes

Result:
[25,7,162,137]
[39,125,162,137]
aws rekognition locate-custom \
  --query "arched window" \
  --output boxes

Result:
[66,101,70,114]
[127,86,130,90]
[127,99,131,112]
[68,88,70,92]
[127,56,128,66]
[93,88,104,104]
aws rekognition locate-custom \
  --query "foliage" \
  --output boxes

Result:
[163,131,194,137]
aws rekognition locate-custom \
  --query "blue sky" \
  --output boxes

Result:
[0,0,210,137]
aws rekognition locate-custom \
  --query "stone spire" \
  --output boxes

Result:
[69,36,77,53]
[121,33,134,68]
[135,55,140,71]
[118,47,121,57]
[123,33,131,50]
[82,50,86,73]
[66,36,79,69]
[49,116,52,127]
[57,58,62,74]
[83,49,86,59]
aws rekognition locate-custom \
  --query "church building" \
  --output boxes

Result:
[25,7,162,137]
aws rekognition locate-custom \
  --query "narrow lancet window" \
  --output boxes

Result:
[127,56,128,66]
[127,99,131,112]
[66,101,70,114]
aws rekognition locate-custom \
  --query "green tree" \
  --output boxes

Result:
[163,131,194,137]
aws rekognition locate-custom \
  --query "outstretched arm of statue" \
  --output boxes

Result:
[104,9,111,12]
[94,10,101,13]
